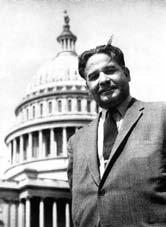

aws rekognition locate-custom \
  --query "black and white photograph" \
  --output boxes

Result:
[0,0,166,226]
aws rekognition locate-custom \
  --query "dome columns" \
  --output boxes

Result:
[7,93,97,166]
[7,126,76,165]
[62,127,67,157]
[3,197,70,227]
[16,93,97,124]
[82,99,87,113]
[25,198,31,227]
[19,135,24,163]
[50,128,57,157]
[91,100,97,113]
[27,133,33,160]
[10,202,17,227]
[39,130,44,159]
[39,198,44,227]
[7,94,97,166]
[62,38,75,52]
[13,139,17,164]
[72,98,77,112]
[8,142,12,165]
[52,200,58,227]
[62,99,67,112]
[18,200,25,227]
[65,202,70,227]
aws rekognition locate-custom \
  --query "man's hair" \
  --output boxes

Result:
[78,44,126,79]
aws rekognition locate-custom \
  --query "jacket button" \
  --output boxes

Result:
[98,189,105,196]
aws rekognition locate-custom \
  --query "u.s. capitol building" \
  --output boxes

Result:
[0,13,97,227]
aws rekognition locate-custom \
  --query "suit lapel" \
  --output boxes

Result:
[100,100,144,187]
[85,117,100,186]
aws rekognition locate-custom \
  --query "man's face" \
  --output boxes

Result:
[85,53,131,109]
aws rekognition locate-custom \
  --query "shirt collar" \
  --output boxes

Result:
[116,95,132,117]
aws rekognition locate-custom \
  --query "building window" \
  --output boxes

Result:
[48,87,53,92]
[77,99,81,112]
[32,105,35,118]
[87,100,91,112]
[76,85,81,90]
[48,101,52,114]
[11,141,13,164]
[32,132,39,158]
[66,85,72,90]
[23,134,28,161]
[58,100,62,112]
[16,137,20,163]
[43,129,50,157]
[40,103,43,116]
[55,128,62,156]
[57,86,62,90]
[68,99,72,112]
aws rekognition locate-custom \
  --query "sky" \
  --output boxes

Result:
[0,0,166,176]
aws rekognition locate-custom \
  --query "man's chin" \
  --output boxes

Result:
[98,101,115,109]
[98,97,119,109]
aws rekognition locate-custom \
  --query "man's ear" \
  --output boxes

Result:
[124,67,131,82]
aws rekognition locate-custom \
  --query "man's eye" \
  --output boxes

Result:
[104,68,116,75]
[88,73,99,81]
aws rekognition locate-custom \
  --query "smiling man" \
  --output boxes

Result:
[67,44,166,227]
[84,50,130,109]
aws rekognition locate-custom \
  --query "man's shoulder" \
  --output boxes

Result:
[68,117,99,143]
[134,99,166,109]
[141,100,166,110]
[133,100,166,120]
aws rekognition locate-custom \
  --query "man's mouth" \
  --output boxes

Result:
[98,87,116,95]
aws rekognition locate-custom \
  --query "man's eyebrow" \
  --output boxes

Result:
[87,69,100,75]
[104,65,117,70]
[87,65,117,77]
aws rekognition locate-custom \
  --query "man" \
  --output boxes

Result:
[67,43,166,227]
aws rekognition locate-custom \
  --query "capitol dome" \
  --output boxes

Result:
[26,12,85,97]
[4,11,98,189]
[27,52,84,95]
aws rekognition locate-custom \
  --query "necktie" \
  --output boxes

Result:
[103,110,118,161]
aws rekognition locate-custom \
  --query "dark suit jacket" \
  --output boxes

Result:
[67,100,166,227]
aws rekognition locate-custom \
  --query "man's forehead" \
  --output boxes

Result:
[86,53,113,66]
[85,52,118,70]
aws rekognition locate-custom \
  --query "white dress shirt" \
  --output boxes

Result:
[97,96,132,177]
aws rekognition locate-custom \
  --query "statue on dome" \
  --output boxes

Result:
[64,10,70,25]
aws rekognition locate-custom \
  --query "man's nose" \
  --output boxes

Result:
[99,72,110,84]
